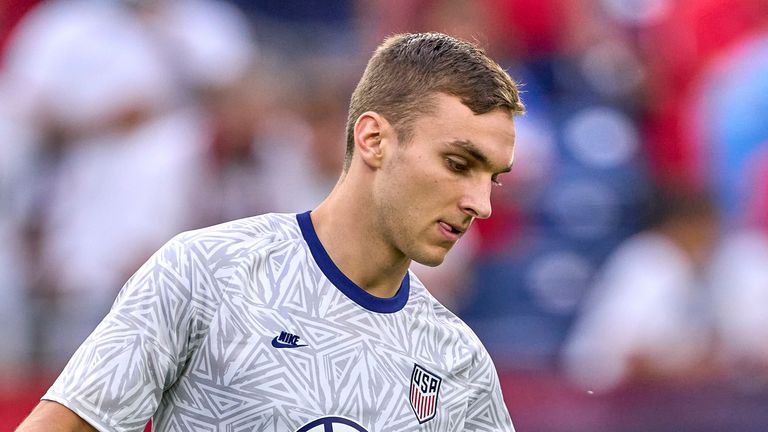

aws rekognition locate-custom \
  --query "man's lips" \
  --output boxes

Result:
[438,221,466,241]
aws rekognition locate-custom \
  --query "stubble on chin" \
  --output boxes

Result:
[407,232,453,268]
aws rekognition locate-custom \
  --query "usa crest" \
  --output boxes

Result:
[409,364,442,423]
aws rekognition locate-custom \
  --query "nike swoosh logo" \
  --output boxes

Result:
[271,336,308,349]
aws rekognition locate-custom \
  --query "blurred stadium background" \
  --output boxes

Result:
[2,0,768,430]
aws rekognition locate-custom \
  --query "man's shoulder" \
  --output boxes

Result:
[182,213,300,240]
[407,273,486,350]
[172,213,304,260]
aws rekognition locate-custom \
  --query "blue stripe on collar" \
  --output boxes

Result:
[296,211,409,314]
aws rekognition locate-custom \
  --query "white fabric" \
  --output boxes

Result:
[44,212,514,431]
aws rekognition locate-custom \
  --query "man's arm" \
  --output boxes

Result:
[16,401,98,432]
[19,237,200,431]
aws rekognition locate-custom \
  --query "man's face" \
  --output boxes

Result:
[373,93,516,266]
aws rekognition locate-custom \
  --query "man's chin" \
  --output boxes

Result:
[410,248,450,267]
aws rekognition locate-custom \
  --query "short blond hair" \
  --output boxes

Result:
[344,32,525,171]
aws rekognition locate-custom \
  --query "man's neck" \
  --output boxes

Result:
[310,183,410,299]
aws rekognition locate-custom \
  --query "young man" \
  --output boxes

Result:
[18,32,524,432]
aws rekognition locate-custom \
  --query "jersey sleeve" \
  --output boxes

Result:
[42,235,204,432]
[463,347,516,432]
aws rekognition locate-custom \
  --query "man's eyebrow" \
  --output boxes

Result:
[445,140,513,173]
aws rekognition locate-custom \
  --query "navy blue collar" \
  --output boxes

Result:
[296,211,409,314]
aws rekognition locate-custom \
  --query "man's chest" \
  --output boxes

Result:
[158,291,472,431]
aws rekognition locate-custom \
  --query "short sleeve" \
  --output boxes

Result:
[42,236,200,432]
[463,348,516,432]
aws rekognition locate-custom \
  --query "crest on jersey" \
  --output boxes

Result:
[409,364,442,423]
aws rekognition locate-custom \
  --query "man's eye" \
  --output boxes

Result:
[491,175,503,187]
[446,158,467,172]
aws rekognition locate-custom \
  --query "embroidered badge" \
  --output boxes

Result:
[409,364,442,423]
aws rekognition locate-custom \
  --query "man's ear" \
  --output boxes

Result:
[353,111,391,169]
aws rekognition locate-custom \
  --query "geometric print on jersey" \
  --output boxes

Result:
[43,212,515,431]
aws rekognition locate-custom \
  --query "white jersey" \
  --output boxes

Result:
[44,212,514,432]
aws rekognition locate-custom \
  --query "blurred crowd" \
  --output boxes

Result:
[1,0,768,420]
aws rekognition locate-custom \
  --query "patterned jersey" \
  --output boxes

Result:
[43,212,515,432]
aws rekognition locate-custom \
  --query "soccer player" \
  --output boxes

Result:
[17,32,524,431]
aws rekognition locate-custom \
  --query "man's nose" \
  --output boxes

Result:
[460,180,492,219]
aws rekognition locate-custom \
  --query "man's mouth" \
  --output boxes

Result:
[440,221,463,234]
[438,221,466,240]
